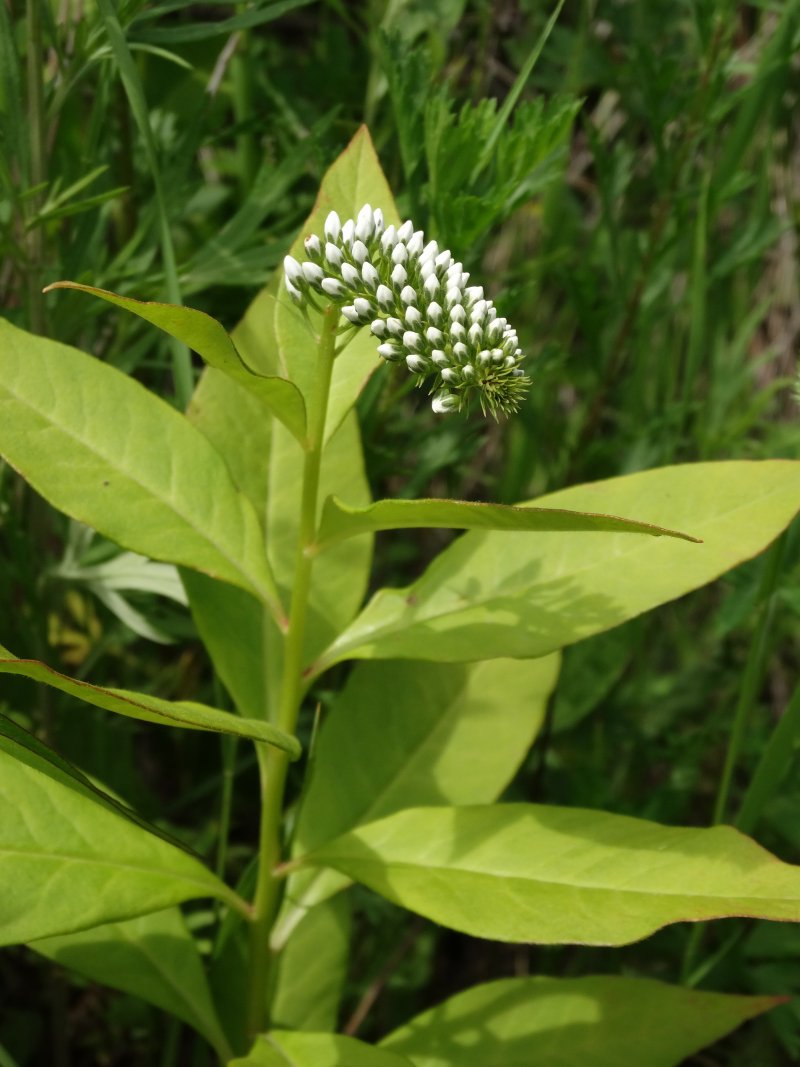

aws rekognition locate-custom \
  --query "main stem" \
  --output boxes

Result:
[245,305,338,1040]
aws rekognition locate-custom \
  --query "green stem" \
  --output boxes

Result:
[26,0,46,336]
[245,306,338,1040]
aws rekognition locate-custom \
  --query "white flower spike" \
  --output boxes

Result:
[286,205,529,416]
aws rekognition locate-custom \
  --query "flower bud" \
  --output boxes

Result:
[341,262,360,287]
[426,326,444,345]
[402,330,422,351]
[341,219,355,246]
[352,239,369,264]
[325,242,343,267]
[386,317,404,336]
[391,243,408,264]
[400,285,417,305]
[353,297,373,318]
[324,211,341,241]
[341,305,361,324]
[378,342,403,362]
[432,391,459,414]
[391,263,407,288]
[405,306,422,327]
[321,277,345,298]
[406,354,428,374]
[302,262,324,285]
[362,262,380,289]
[376,284,394,308]
[304,234,322,258]
[423,274,440,298]
[370,319,387,337]
[380,225,397,251]
[397,220,414,242]
[284,255,304,285]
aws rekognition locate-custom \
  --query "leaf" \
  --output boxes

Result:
[274,126,401,443]
[0,643,300,756]
[313,495,700,551]
[0,317,283,617]
[381,975,780,1067]
[0,746,244,945]
[231,1032,414,1067]
[132,0,318,43]
[313,461,800,670]
[274,655,560,946]
[46,283,307,445]
[299,803,800,946]
[31,909,231,1058]
[270,896,351,1032]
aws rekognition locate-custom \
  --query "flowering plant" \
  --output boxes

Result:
[1,129,800,1065]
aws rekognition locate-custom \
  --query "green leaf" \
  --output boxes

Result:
[132,0,318,44]
[0,643,300,756]
[275,655,560,946]
[0,746,244,945]
[299,803,800,946]
[381,975,780,1067]
[231,1032,414,1067]
[46,283,307,445]
[275,126,401,442]
[314,461,800,670]
[271,896,351,1032]
[0,317,283,618]
[313,495,700,551]
[31,908,231,1058]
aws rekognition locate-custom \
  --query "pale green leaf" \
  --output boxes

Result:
[0,317,282,617]
[271,896,351,1032]
[0,642,299,756]
[275,656,559,945]
[45,282,307,444]
[381,975,779,1067]
[275,126,401,442]
[314,461,800,670]
[32,908,231,1058]
[314,495,699,551]
[232,1031,413,1067]
[300,803,800,946]
[0,748,244,945]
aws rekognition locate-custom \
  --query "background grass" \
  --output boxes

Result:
[2,1,800,1063]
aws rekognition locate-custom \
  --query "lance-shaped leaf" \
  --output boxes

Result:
[313,461,800,670]
[231,1032,414,1067]
[298,804,800,946]
[0,745,246,946]
[0,317,283,619]
[45,282,307,445]
[312,495,700,552]
[32,909,231,1059]
[0,643,300,756]
[381,975,781,1067]
[275,126,401,443]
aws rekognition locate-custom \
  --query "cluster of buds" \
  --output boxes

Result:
[283,204,529,416]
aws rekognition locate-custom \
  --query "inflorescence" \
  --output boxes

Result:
[283,205,529,417]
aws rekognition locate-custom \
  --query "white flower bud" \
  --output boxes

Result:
[478,349,492,365]
[435,250,452,270]
[324,211,341,241]
[381,225,398,251]
[284,255,303,285]
[420,260,437,281]
[321,277,345,298]
[426,326,444,345]
[302,262,324,285]
[450,304,466,324]
[386,317,404,336]
[432,391,459,414]
[362,262,380,289]
[405,306,422,326]
[453,342,468,360]
[402,330,422,351]
[400,285,417,305]
[450,322,466,341]
[397,220,414,242]
[373,208,384,233]
[486,319,505,342]
[420,240,438,262]
[286,278,302,301]
[407,231,424,256]
[406,354,428,374]
[505,355,516,367]
[341,262,360,287]
[463,363,475,378]
[376,284,394,308]
[304,234,322,258]
[391,263,407,288]
[427,302,443,323]
[445,287,462,307]
[431,350,448,367]
[341,305,360,324]
[391,243,408,265]
[341,219,355,246]
[356,204,374,241]
[378,342,403,362]
[352,239,369,264]
[370,319,387,337]
[354,297,373,318]
[468,323,483,345]
[465,285,484,303]
[441,367,459,384]
[424,274,440,298]
[470,300,488,322]
[491,348,504,362]
[325,242,343,267]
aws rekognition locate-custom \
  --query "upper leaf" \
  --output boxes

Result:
[45,282,308,444]
[313,461,800,670]
[299,803,800,946]
[0,317,283,619]
[381,975,779,1067]
[313,495,700,551]
[0,643,300,757]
